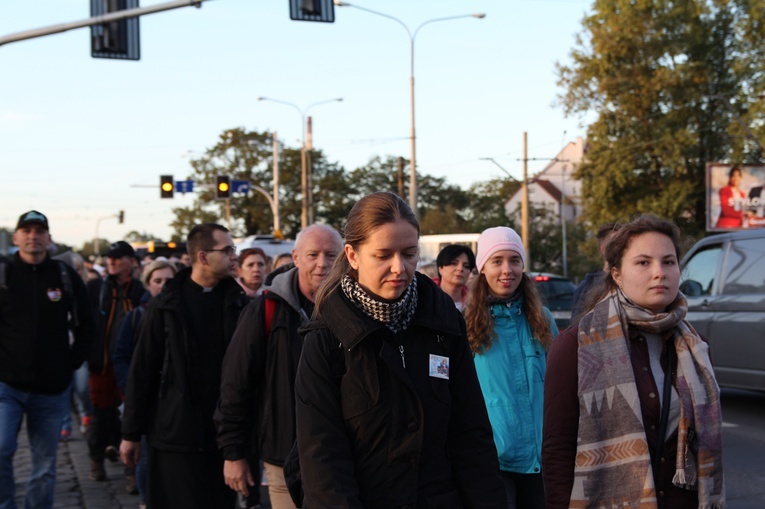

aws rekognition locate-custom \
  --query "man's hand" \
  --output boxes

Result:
[224,459,255,497]
[120,439,141,468]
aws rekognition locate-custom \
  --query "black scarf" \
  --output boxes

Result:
[340,274,418,334]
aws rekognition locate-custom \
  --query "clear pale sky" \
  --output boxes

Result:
[1,0,592,247]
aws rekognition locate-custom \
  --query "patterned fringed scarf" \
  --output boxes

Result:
[573,289,725,509]
[340,274,418,334]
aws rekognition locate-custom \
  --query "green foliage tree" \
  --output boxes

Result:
[78,239,111,259]
[462,178,520,232]
[559,0,764,236]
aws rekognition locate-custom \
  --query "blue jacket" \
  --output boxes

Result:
[473,297,557,474]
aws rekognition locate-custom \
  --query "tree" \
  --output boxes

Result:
[170,129,314,239]
[463,178,521,232]
[558,0,764,236]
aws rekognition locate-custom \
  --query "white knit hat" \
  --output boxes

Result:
[475,226,526,272]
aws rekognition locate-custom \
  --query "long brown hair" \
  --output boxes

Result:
[464,272,554,353]
[314,192,419,314]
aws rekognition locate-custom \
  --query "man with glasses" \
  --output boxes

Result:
[119,223,249,509]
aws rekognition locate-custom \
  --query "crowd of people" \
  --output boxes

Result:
[0,198,725,509]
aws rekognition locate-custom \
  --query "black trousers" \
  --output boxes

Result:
[500,471,545,509]
[147,447,236,509]
[87,405,121,462]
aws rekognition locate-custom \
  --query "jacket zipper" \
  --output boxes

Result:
[399,344,406,368]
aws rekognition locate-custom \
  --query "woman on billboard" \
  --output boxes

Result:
[716,166,750,228]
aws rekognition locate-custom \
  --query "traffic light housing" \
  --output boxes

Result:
[160,175,174,199]
[118,210,124,224]
[216,176,231,200]
[90,0,141,60]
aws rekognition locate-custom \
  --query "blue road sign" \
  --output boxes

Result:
[232,180,250,194]
[176,180,195,194]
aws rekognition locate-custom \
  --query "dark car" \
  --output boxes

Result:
[529,272,576,330]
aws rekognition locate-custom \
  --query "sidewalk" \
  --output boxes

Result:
[12,416,271,509]
[12,418,142,509]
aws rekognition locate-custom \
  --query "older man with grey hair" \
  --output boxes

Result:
[216,224,343,509]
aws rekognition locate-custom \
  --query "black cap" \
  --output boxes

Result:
[16,210,49,231]
[105,241,136,259]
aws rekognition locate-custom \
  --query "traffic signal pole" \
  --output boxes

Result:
[0,0,209,47]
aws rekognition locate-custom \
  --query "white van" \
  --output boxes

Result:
[235,235,295,260]
[419,233,480,264]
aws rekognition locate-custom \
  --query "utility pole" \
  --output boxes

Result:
[521,132,530,266]
[397,157,405,198]
[272,131,280,237]
[0,0,208,47]
[306,116,314,225]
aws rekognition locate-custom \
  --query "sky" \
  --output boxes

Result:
[1,0,594,248]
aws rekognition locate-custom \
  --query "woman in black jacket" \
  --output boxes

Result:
[294,192,506,509]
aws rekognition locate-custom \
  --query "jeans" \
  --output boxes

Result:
[61,364,92,435]
[0,381,69,509]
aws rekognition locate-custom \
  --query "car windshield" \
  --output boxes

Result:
[536,279,576,302]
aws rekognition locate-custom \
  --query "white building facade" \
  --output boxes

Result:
[504,137,584,223]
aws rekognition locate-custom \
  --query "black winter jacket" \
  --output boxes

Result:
[121,268,248,452]
[0,254,94,394]
[87,274,144,374]
[216,267,311,465]
[295,273,507,509]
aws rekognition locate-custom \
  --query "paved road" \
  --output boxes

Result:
[719,388,765,509]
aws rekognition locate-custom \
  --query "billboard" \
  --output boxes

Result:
[707,162,765,231]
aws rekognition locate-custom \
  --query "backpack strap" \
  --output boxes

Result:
[55,260,79,328]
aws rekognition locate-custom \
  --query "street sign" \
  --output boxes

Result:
[175,180,195,194]
[232,180,251,195]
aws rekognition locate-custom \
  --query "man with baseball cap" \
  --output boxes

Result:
[85,239,144,487]
[0,211,95,508]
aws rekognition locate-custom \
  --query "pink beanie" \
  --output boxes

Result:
[475,226,526,272]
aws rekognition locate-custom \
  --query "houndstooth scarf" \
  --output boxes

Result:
[573,289,725,509]
[340,274,418,334]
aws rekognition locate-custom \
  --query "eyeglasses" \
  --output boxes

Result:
[205,246,236,256]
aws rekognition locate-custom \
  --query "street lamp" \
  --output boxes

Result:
[334,1,485,216]
[256,96,343,228]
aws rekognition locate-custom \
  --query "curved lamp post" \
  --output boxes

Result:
[334,1,485,216]
[256,96,343,228]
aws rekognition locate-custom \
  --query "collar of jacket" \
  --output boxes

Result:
[489,294,524,317]
[265,266,305,316]
[12,251,52,270]
[153,267,247,310]
[310,273,464,352]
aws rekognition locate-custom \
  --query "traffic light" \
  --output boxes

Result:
[289,0,335,22]
[118,210,124,224]
[91,0,140,60]
[216,176,231,200]
[160,175,174,199]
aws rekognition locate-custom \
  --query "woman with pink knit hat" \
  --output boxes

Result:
[464,226,558,509]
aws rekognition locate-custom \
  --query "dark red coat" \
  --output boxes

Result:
[542,325,699,509]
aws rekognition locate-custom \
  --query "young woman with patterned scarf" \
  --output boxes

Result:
[464,226,558,509]
[542,214,725,509]
[294,192,507,509]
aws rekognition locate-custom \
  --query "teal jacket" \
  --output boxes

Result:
[473,297,557,474]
